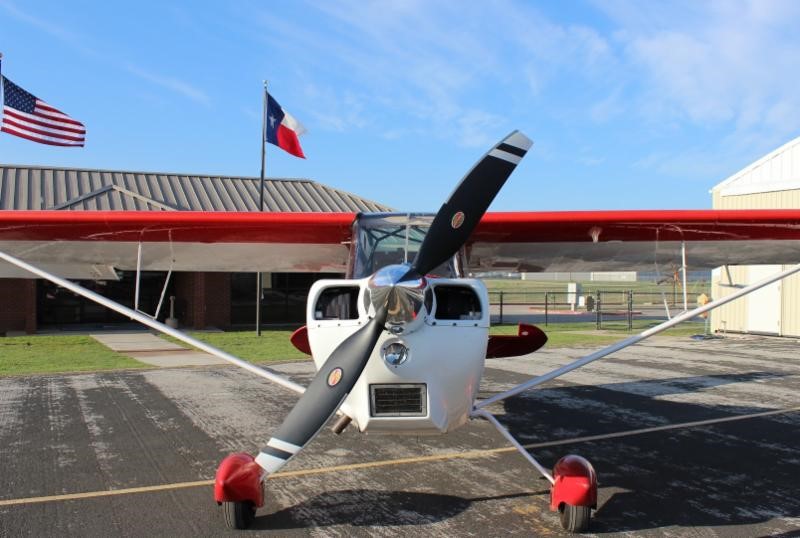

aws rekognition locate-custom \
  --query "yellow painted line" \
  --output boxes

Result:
[0,480,214,507]
[2,405,797,508]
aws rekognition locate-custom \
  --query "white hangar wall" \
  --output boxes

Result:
[710,136,800,336]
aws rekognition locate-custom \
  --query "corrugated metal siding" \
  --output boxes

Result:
[710,266,749,333]
[712,189,800,209]
[712,189,800,337]
[781,264,800,336]
[711,161,800,336]
[0,165,391,213]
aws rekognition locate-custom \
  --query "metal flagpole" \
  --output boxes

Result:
[259,80,268,211]
[256,80,268,336]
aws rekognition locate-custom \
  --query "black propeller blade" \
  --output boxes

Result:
[409,130,533,279]
[255,306,387,474]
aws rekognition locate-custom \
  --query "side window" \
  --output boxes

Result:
[314,286,360,320]
[433,286,482,320]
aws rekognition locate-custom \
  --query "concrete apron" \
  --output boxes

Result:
[91,331,226,367]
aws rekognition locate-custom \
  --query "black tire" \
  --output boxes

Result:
[223,500,256,530]
[559,503,590,533]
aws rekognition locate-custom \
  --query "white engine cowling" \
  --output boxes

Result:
[306,277,489,434]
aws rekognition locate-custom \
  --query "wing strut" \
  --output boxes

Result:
[0,249,305,396]
[681,241,688,312]
[474,262,800,409]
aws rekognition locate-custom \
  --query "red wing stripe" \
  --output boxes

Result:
[0,211,356,242]
[474,210,800,242]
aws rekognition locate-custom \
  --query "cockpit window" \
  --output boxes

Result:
[351,214,461,278]
[432,285,482,320]
[314,286,360,320]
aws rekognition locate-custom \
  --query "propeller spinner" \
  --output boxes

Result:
[254,130,533,476]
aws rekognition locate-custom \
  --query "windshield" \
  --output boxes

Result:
[350,213,462,279]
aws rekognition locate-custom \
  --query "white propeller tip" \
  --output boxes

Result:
[504,131,533,152]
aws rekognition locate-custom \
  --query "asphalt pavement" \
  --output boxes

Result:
[1,334,799,537]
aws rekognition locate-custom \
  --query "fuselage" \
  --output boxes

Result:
[304,212,489,434]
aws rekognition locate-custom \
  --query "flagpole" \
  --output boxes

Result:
[259,80,268,211]
[256,80,268,336]
[0,53,4,118]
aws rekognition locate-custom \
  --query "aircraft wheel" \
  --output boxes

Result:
[223,500,256,530]
[559,503,590,533]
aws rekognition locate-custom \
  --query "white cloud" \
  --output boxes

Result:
[456,109,507,148]
[0,1,101,58]
[2,2,211,108]
[258,0,506,145]
[253,0,623,146]
[126,65,211,106]
[601,1,800,134]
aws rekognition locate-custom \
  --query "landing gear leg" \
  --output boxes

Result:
[472,408,597,533]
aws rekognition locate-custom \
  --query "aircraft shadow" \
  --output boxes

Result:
[490,370,800,533]
[251,490,538,530]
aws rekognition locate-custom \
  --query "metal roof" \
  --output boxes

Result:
[0,164,391,212]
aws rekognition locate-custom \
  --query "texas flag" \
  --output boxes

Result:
[266,93,306,158]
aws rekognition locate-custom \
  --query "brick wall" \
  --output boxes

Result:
[0,279,36,334]
[173,272,231,329]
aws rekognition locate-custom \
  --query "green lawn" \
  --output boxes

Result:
[169,320,707,360]
[0,335,148,376]
[490,320,707,348]
[162,329,310,363]
[0,320,707,377]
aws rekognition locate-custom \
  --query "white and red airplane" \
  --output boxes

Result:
[2,131,800,533]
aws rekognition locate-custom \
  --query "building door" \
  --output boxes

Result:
[746,265,782,335]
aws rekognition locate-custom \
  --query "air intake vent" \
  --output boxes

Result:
[369,384,427,417]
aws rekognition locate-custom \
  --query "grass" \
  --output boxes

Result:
[0,335,148,376]
[0,319,708,376]
[162,329,310,363]
[167,320,707,360]
[490,320,708,348]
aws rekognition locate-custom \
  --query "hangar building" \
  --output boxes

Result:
[710,136,800,336]
[0,165,389,334]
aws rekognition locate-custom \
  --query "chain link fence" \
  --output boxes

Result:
[489,287,710,330]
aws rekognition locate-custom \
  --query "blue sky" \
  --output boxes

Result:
[1,0,799,212]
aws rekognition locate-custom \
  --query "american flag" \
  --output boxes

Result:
[1,75,85,147]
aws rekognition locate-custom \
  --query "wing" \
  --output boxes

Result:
[469,209,800,272]
[0,210,356,278]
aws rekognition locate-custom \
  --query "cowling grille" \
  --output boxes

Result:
[369,384,427,417]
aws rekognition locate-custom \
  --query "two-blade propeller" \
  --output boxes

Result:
[255,130,533,476]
